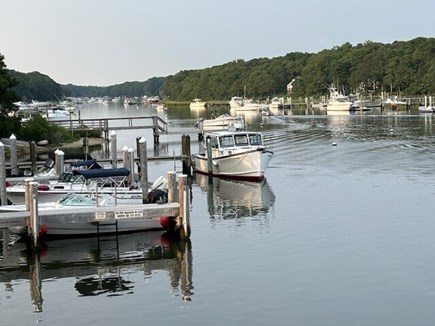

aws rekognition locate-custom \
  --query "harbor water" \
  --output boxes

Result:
[2,103,435,325]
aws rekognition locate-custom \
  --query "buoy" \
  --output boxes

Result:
[39,224,48,237]
[160,215,171,229]
[332,142,337,146]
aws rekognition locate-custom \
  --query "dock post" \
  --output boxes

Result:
[10,134,19,176]
[178,174,190,239]
[122,145,129,169]
[55,150,65,177]
[182,134,192,176]
[153,117,160,144]
[28,181,40,250]
[206,136,213,175]
[110,131,117,169]
[167,171,177,203]
[138,137,148,203]
[128,147,135,186]
[30,141,37,175]
[0,142,7,205]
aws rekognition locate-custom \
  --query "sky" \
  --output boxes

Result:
[0,0,434,87]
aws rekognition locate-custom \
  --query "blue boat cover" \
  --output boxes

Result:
[74,168,130,179]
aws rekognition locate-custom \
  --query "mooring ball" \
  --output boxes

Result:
[39,224,48,236]
[160,216,171,229]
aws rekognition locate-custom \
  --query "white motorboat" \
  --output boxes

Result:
[326,87,353,111]
[193,130,274,181]
[2,191,166,236]
[418,96,434,113]
[235,98,268,112]
[6,166,168,205]
[229,96,244,109]
[196,113,245,133]
[189,98,207,109]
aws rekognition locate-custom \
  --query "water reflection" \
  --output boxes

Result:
[195,174,275,220]
[0,230,193,312]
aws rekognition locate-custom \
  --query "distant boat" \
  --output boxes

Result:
[418,96,435,113]
[384,96,407,106]
[229,96,244,109]
[190,98,207,109]
[235,99,268,112]
[196,113,245,134]
[326,87,353,111]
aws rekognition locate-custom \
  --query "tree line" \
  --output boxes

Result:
[3,37,435,104]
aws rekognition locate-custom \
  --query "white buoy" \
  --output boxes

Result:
[332,142,337,146]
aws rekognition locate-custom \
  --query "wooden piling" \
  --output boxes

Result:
[167,171,177,203]
[28,181,40,250]
[10,134,18,176]
[55,150,64,177]
[30,141,37,175]
[122,146,129,169]
[128,147,135,186]
[182,134,192,176]
[0,142,7,205]
[206,136,213,175]
[153,117,160,144]
[110,131,117,169]
[138,138,148,203]
[177,174,190,239]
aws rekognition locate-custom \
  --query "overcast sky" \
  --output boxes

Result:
[1,0,433,86]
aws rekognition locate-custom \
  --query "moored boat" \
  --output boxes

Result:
[189,98,207,109]
[193,130,274,182]
[196,113,245,134]
[326,87,353,111]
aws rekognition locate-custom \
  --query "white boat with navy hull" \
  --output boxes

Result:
[193,130,273,182]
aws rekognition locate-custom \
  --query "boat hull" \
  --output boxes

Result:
[9,219,163,237]
[193,148,273,182]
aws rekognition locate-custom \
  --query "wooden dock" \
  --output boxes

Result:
[25,115,169,143]
[0,137,192,250]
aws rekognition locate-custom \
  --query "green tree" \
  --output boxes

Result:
[0,54,20,115]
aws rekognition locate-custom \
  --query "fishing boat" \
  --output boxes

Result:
[193,130,274,182]
[326,87,353,111]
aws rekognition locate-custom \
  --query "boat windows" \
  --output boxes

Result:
[219,136,235,148]
[249,134,263,146]
[234,134,249,146]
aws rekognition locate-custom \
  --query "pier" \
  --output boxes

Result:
[25,115,169,144]
[0,135,192,251]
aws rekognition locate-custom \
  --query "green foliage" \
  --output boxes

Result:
[15,113,78,144]
[5,37,435,102]
[9,70,63,102]
[0,115,22,138]
[0,54,20,115]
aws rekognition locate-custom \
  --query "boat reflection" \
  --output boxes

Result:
[195,174,275,219]
[0,230,193,312]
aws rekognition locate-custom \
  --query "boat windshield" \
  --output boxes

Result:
[219,136,235,148]
[249,134,263,146]
[234,134,249,146]
[57,193,97,206]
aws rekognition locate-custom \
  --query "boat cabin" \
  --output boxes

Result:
[205,131,265,156]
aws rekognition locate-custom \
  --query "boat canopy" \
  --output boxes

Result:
[70,159,102,169]
[74,168,130,179]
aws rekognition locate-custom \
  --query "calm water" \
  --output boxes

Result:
[2,103,435,325]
